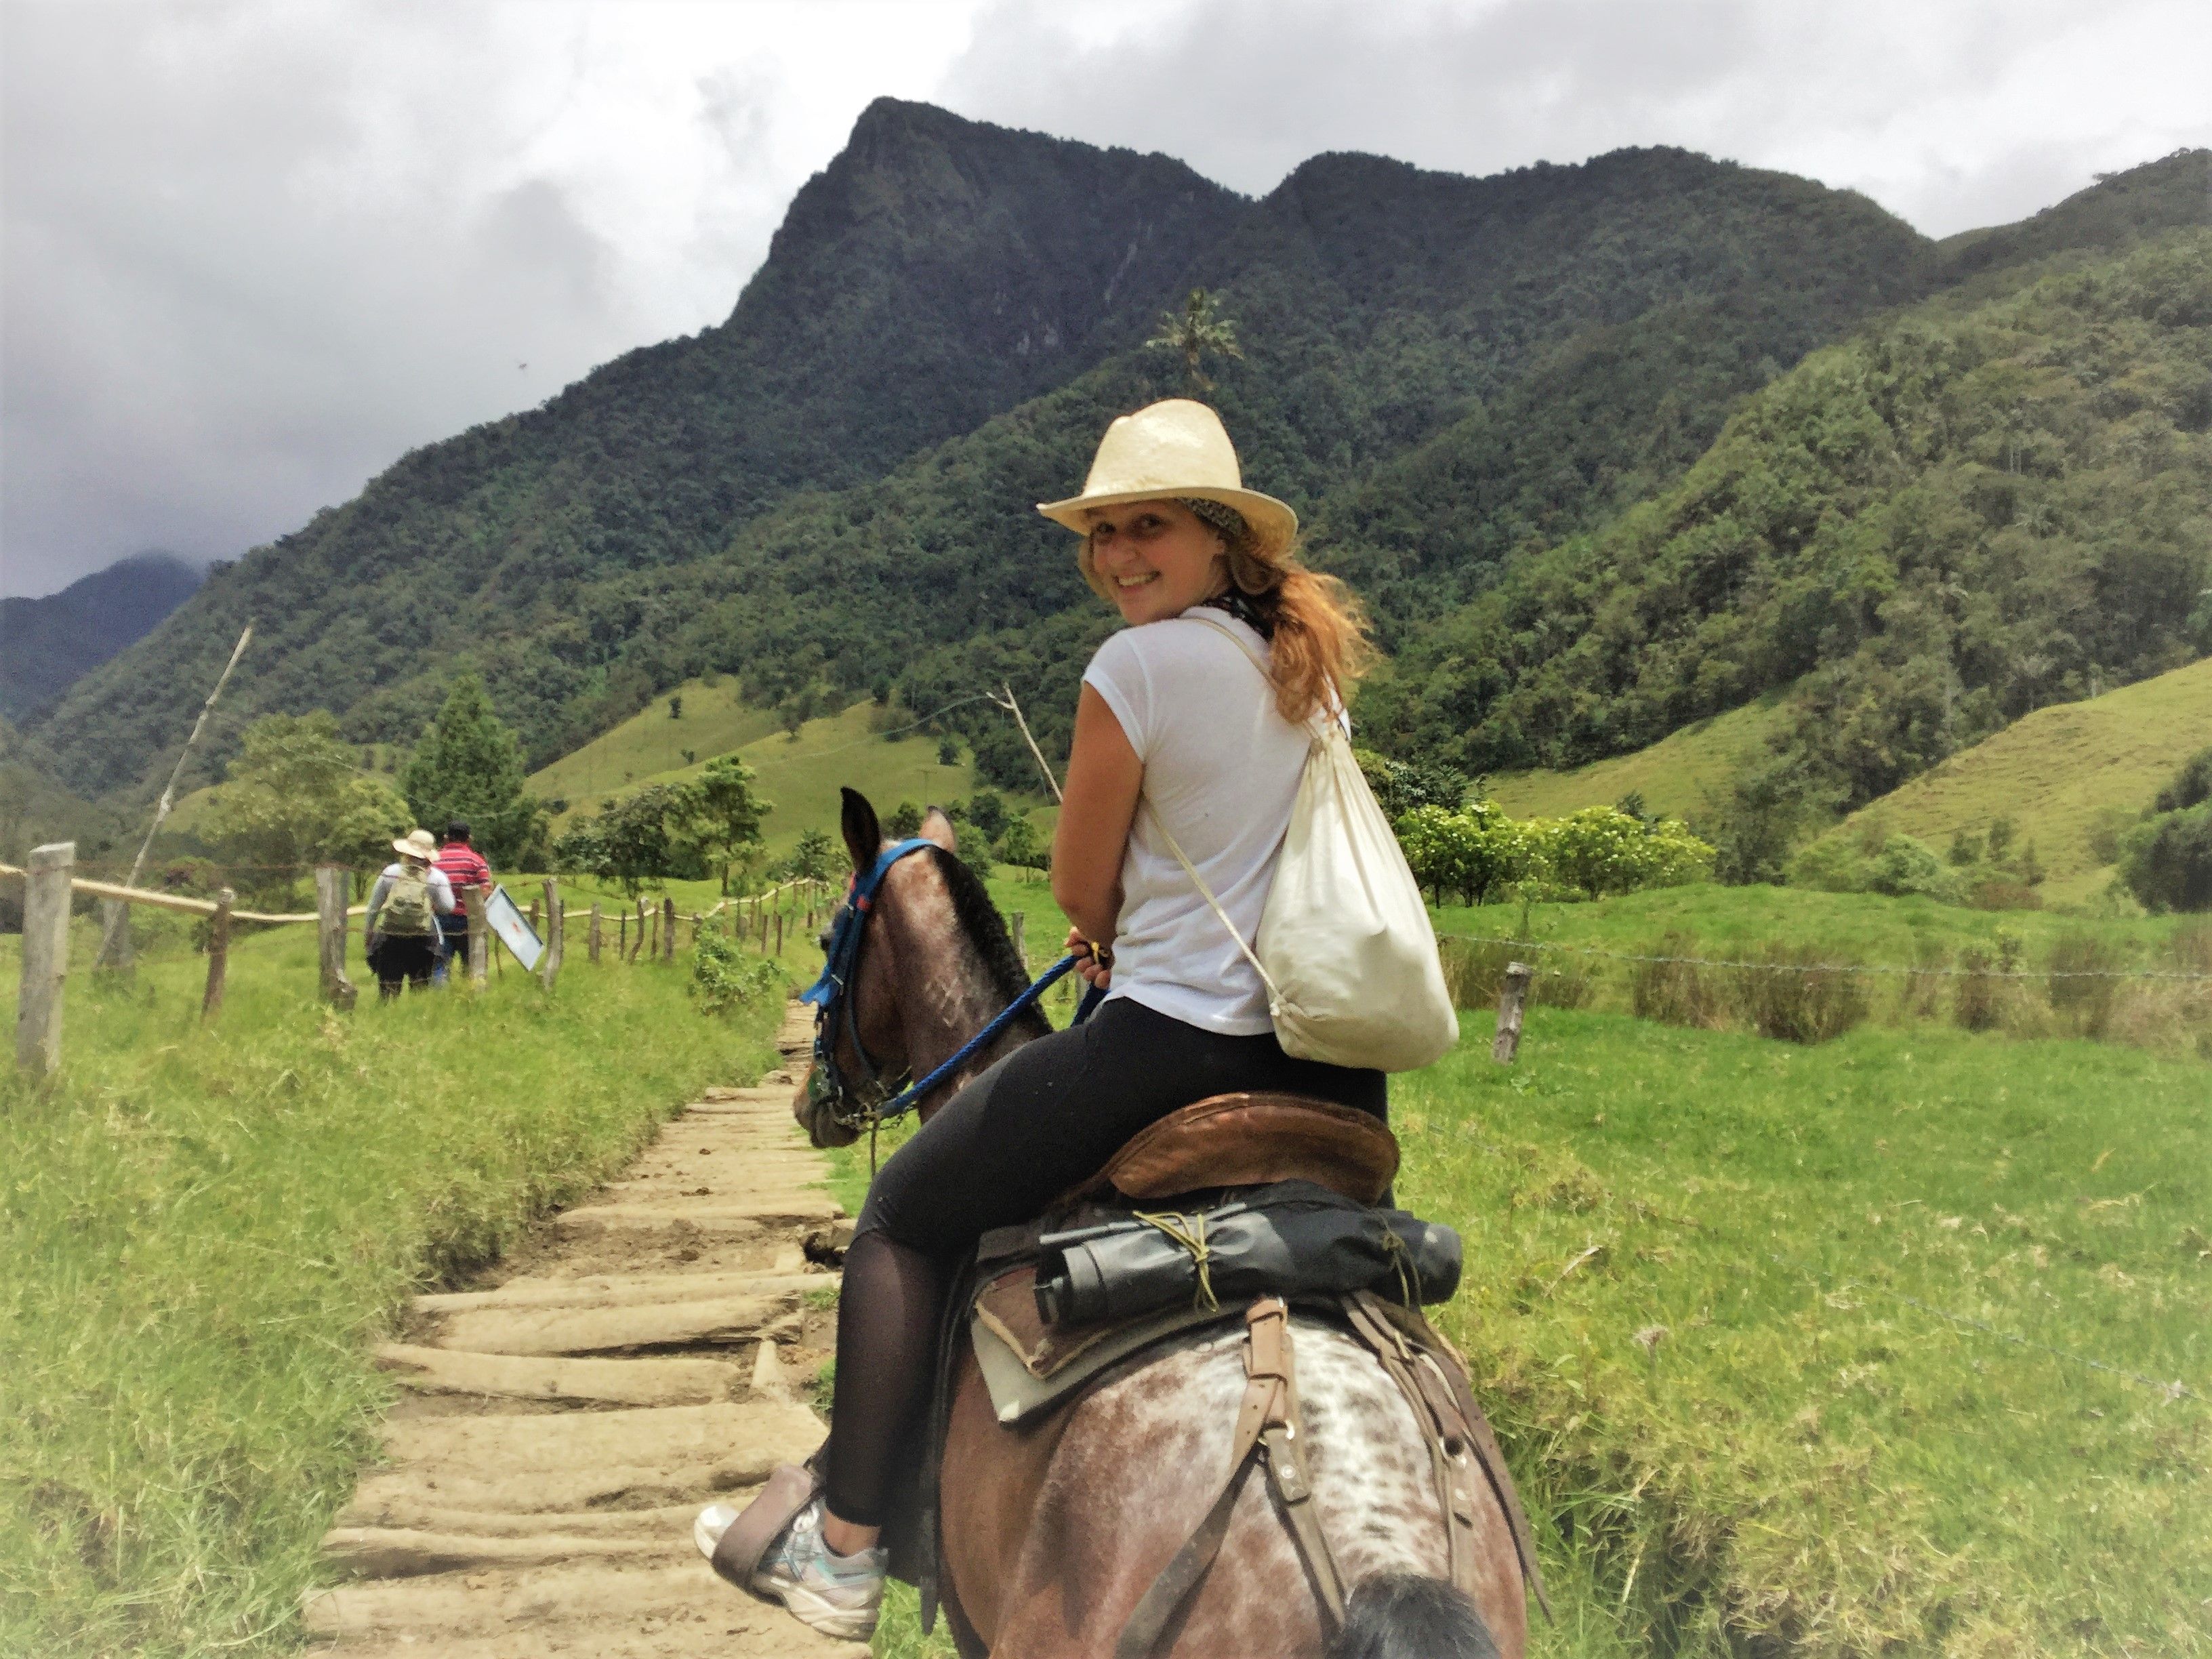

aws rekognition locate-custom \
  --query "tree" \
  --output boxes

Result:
[965,789,1009,842]
[1145,289,1243,392]
[786,827,841,882]
[886,801,923,838]
[2118,806,2212,912]
[202,712,411,901]
[687,754,772,893]
[401,674,545,866]
[587,785,705,895]
[995,815,1049,873]
[668,694,683,720]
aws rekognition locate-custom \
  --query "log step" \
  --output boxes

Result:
[374,1345,741,1408]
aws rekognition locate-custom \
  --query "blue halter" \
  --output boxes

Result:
[802,839,1084,1134]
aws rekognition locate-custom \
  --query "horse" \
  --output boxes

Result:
[794,788,1530,1659]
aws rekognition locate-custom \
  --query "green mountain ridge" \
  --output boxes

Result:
[1365,225,2212,814]
[21,113,2207,839]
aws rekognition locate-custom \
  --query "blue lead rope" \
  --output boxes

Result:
[870,949,1082,1122]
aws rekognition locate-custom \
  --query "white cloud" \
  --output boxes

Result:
[3,0,2205,597]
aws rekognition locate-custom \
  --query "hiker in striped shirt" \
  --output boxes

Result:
[432,820,491,983]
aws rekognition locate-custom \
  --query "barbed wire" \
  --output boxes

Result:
[1438,933,2212,983]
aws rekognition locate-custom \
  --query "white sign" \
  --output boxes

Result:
[485,884,543,970]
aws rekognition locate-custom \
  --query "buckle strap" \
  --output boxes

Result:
[1113,1300,1345,1659]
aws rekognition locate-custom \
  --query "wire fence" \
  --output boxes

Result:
[1438,932,2212,983]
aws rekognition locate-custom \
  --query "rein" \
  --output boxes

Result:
[801,838,1082,1147]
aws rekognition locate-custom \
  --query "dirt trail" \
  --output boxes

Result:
[306,1002,863,1657]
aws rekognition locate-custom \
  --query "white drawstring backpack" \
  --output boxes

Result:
[1147,613,1460,1073]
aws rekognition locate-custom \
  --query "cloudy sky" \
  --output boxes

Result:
[4,0,2207,598]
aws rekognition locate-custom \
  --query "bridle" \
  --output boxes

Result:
[799,838,939,1134]
[800,838,1085,1143]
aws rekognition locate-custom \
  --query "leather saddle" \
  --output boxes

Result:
[1065,1090,1400,1208]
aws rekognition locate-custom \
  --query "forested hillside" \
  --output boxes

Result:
[1364,230,2212,815]
[0,552,201,720]
[26,100,1244,794]
[27,106,2206,814]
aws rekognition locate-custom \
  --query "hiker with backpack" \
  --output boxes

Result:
[365,828,457,998]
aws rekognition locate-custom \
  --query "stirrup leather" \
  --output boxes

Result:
[1113,1298,1346,1659]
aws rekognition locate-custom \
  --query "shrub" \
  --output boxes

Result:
[2152,745,2212,813]
[1629,930,1718,1028]
[1438,938,1593,1012]
[1538,806,1715,899]
[2047,933,2123,1038]
[1731,943,1870,1044]
[1397,802,1532,906]
[1953,947,2003,1031]
[689,933,786,1017]
[2118,804,2212,912]
[1968,878,2042,911]
[1865,834,1965,901]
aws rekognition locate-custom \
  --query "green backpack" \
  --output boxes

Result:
[382,867,438,937]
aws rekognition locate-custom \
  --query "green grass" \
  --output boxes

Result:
[525,675,783,811]
[1809,657,2212,905]
[1435,880,2198,972]
[1400,1008,2211,1656]
[0,914,783,1656]
[1485,693,1795,823]
[529,694,1054,862]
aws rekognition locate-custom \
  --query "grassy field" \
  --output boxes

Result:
[0,913,784,1657]
[1801,657,2212,907]
[1401,1008,2209,1657]
[1485,695,1794,823]
[527,693,1055,860]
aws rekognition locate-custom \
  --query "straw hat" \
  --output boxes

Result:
[393,828,438,861]
[1038,399,1298,560]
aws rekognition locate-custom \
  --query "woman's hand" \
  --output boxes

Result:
[1067,927,1113,989]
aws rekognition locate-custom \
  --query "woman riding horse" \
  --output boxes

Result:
[703,398,1395,1641]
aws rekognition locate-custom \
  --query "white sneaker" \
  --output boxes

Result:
[695,1495,886,1641]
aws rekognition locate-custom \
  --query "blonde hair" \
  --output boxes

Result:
[1079,513,1374,725]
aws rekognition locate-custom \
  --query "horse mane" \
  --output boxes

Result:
[924,846,1052,1042]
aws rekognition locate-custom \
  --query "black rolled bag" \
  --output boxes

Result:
[1031,1180,1462,1328]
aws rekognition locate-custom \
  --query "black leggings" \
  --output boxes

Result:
[824,996,1384,1526]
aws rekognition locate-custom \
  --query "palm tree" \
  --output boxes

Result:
[1146,289,1243,392]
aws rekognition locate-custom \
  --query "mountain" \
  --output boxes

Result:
[0,552,202,720]
[29,109,2202,815]
[560,144,1938,789]
[1362,229,2212,814]
[27,100,1244,794]
[1939,146,2211,281]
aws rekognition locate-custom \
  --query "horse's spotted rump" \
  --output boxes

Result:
[985,1315,1482,1657]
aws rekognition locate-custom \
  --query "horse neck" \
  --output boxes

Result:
[879,864,1035,1090]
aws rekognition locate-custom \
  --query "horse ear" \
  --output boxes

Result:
[917,806,958,855]
[840,788,882,874]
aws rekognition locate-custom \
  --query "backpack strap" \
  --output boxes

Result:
[1141,802,1286,1021]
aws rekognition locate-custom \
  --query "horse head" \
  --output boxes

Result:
[793,786,1046,1149]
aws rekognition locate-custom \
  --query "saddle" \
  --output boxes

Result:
[903,1092,1548,1654]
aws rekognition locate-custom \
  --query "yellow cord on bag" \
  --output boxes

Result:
[1133,1209,1217,1312]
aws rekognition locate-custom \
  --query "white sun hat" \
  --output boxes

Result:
[392,827,438,861]
[1037,398,1298,560]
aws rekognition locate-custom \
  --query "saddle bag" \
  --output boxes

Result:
[1031,1180,1461,1328]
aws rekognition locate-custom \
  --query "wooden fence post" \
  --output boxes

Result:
[527,896,541,934]
[773,909,783,956]
[96,897,132,975]
[648,904,660,961]
[632,897,648,962]
[588,903,603,964]
[618,912,628,960]
[662,897,677,962]
[315,864,358,1010]
[15,841,74,1074]
[201,887,235,1024]
[466,886,489,987]
[1492,962,1533,1064]
[540,879,561,989]
[1011,911,1027,972]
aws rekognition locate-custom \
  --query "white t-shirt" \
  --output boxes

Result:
[1082,609,1316,1036]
